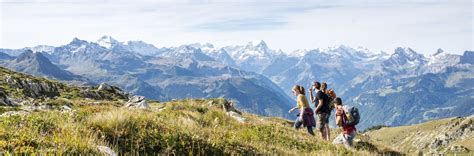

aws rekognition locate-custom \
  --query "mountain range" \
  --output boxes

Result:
[0,36,294,118]
[1,36,472,129]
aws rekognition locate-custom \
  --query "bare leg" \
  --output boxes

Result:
[320,132,325,140]
[325,124,330,141]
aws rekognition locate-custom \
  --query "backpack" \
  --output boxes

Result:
[321,91,332,113]
[342,105,360,126]
[326,89,336,112]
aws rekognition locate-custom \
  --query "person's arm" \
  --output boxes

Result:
[335,109,343,127]
[314,99,323,112]
[289,95,302,113]
[335,114,342,127]
[288,107,297,113]
[314,92,323,112]
[309,89,315,103]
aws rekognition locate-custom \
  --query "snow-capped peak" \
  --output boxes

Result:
[188,43,215,52]
[319,45,386,60]
[432,48,445,57]
[393,47,425,60]
[97,35,120,49]
[245,40,268,50]
[70,37,88,45]
[25,45,55,53]
[124,40,161,55]
[224,40,275,61]
[275,49,285,55]
[424,48,461,73]
[247,40,266,46]
[124,40,146,46]
[288,49,309,57]
[381,47,428,74]
[175,45,201,54]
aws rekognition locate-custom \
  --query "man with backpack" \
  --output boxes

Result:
[309,81,331,141]
[333,97,359,149]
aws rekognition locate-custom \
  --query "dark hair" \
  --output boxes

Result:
[314,81,321,90]
[321,82,327,93]
[335,97,342,105]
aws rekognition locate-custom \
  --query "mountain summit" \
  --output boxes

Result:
[0,37,472,131]
[96,35,120,49]
[0,50,88,83]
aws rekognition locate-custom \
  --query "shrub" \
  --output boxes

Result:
[362,125,390,133]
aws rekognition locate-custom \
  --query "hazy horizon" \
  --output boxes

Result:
[1,0,473,55]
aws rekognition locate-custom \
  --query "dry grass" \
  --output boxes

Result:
[0,98,398,155]
[366,115,474,154]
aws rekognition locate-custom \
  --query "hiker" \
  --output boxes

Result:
[326,89,337,137]
[288,85,316,135]
[333,97,357,149]
[321,82,327,93]
[321,82,331,140]
[309,81,330,141]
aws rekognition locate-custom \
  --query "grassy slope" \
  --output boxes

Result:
[366,115,474,154]
[0,67,398,154]
[453,135,474,150]
[0,98,392,155]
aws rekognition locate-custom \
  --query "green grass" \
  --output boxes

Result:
[0,67,397,154]
[0,98,397,155]
[0,111,103,154]
[0,107,21,114]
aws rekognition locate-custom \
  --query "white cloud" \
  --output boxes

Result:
[0,0,472,55]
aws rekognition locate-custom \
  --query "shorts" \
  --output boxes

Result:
[316,113,329,131]
[332,131,356,148]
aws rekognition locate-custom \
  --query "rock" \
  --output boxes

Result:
[207,101,215,106]
[80,84,128,100]
[212,99,247,123]
[136,100,149,109]
[97,83,113,92]
[19,100,32,106]
[0,110,30,117]
[80,89,104,100]
[227,111,246,123]
[124,95,149,109]
[5,75,61,98]
[222,100,242,114]
[448,145,469,153]
[22,104,53,112]
[97,83,129,98]
[0,88,16,106]
[80,88,105,99]
[60,105,73,112]
[97,145,117,156]
[128,96,145,103]
[172,105,185,110]
[87,101,101,105]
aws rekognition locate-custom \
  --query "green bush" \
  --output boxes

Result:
[362,125,390,133]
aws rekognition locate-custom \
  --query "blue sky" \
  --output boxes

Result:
[0,0,472,55]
